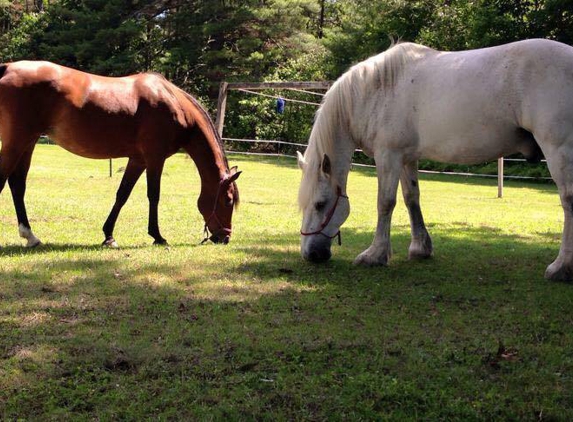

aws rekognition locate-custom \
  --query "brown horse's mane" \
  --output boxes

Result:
[151,73,240,207]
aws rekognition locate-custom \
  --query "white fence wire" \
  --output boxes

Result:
[223,138,554,182]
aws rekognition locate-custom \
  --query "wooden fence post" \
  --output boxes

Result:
[497,157,504,198]
[215,82,229,137]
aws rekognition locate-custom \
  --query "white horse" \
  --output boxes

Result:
[298,39,573,281]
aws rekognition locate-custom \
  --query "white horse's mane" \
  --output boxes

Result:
[299,42,433,208]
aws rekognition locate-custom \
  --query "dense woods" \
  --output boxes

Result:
[0,0,571,176]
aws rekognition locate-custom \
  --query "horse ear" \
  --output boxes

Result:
[321,154,331,176]
[227,170,242,183]
[229,165,238,175]
[297,151,306,170]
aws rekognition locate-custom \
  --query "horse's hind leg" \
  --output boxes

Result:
[400,160,432,259]
[541,141,573,281]
[0,133,40,247]
[102,157,145,248]
[8,144,41,247]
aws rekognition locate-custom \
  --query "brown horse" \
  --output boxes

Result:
[0,61,240,248]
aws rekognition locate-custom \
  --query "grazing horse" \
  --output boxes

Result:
[298,39,573,281]
[0,61,240,248]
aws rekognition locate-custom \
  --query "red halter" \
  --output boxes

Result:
[300,186,348,246]
[201,178,233,244]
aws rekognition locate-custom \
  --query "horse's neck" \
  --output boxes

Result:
[333,145,354,192]
[324,121,356,192]
[185,124,228,185]
[314,88,357,191]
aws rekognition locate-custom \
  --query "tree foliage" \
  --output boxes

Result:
[1,0,572,156]
[3,0,573,90]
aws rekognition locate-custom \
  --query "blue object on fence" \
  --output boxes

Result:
[276,97,285,114]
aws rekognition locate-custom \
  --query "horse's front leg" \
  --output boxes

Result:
[146,160,168,245]
[400,160,432,259]
[354,150,401,266]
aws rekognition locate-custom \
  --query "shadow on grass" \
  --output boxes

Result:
[0,241,206,257]
[0,223,562,284]
[1,224,572,420]
[233,225,559,286]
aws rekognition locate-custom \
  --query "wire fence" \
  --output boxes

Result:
[37,131,553,184]
[35,81,553,187]
[220,82,554,192]
[223,137,554,183]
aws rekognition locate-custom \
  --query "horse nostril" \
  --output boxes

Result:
[308,249,331,263]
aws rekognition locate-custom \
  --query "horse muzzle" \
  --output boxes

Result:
[202,224,232,245]
[304,248,332,263]
[210,233,230,244]
[301,235,332,263]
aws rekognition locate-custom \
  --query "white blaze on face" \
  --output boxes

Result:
[19,223,41,247]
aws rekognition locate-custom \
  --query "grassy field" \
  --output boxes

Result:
[1,144,573,420]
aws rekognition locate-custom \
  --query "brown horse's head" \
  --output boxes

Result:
[198,166,241,244]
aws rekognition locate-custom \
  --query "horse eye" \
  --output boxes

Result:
[315,201,326,211]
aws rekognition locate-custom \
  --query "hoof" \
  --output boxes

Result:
[26,238,42,248]
[19,225,41,248]
[353,248,391,267]
[153,239,168,246]
[102,237,119,249]
[545,260,573,282]
[408,238,433,260]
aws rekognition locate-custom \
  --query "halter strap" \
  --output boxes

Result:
[300,186,348,246]
[201,177,233,244]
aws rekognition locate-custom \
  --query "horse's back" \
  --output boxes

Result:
[0,61,192,159]
[406,39,573,162]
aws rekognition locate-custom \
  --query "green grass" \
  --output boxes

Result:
[1,144,573,420]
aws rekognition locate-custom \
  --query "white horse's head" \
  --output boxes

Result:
[298,151,350,262]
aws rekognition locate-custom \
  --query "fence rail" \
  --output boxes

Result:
[223,138,553,196]
[216,80,552,198]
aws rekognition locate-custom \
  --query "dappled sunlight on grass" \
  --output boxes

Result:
[16,311,53,327]
[192,279,317,303]
[0,344,58,391]
[2,146,573,419]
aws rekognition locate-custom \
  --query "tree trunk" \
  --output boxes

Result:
[318,0,325,39]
